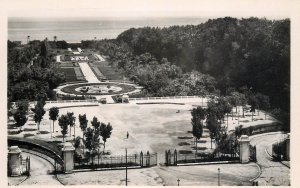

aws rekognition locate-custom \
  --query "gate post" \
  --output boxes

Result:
[167,150,171,165]
[8,146,22,176]
[239,135,250,164]
[62,142,75,173]
[174,149,177,166]
[165,150,168,166]
[140,151,143,167]
[146,151,150,167]
[286,133,290,161]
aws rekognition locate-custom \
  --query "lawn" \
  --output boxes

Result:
[55,67,85,82]
[91,61,124,80]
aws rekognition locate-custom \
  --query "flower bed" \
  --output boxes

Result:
[61,83,136,96]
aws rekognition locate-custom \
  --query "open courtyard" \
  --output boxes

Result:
[9,101,273,186]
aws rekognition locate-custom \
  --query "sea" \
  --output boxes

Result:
[8,17,208,44]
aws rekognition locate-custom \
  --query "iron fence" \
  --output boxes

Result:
[165,149,239,166]
[74,151,157,170]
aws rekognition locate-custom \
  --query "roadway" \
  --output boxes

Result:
[20,152,62,185]
[249,132,290,186]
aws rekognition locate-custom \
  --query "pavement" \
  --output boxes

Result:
[57,163,258,186]
[249,132,290,186]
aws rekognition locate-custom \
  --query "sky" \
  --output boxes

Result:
[3,0,293,20]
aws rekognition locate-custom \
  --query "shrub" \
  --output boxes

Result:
[99,98,107,104]
[179,150,193,154]
[8,130,22,135]
[178,142,191,146]
[23,128,37,132]
[178,136,193,139]
[23,133,35,138]
[191,146,207,150]
[39,131,50,134]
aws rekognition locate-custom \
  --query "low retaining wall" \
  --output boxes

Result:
[8,137,64,165]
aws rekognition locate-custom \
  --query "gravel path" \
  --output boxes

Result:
[250,132,290,186]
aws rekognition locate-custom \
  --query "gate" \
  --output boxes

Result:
[20,155,30,176]
[249,145,257,162]
[165,150,177,166]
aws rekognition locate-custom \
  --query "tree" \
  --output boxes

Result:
[255,93,270,119]
[49,107,59,133]
[40,40,49,58]
[84,127,100,165]
[33,100,46,131]
[67,112,76,138]
[248,93,259,121]
[191,107,206,155]
[192,120,203,156]
[58,115,69,142]
[74,136,81,149]
[13,110,28,131]
[79,114,88,154]
[91,116,100,131]
[100,122,113,152]
[217,97,232,126]
[191,106,207,125]
[79,114,88,139]
[228,92,246,113]
[206,113,221,149]
[227,91,247,122]
[16,100,29,114]
[234,125,243,139]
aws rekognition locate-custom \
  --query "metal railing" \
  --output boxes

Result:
[74,151,157,170]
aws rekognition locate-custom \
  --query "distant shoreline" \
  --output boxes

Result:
[8,17,209,44]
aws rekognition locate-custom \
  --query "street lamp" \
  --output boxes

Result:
[177,178,180,186]
[123,132,128,186]
[218,168,221,186]
[125,147,128,186]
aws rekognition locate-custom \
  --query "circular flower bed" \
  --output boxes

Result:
[61,83,136,96]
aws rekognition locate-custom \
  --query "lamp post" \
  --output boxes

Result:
[125,148,128,186]
[218,168,221,186]
[177,178,180,186]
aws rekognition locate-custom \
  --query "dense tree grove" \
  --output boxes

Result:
[116,17,289,110]
[7,39,66,104]
[90,17,289,126]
